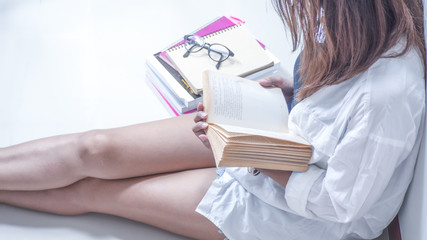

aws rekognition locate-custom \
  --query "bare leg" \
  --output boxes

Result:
[0,168,224,240]
[0,114,215,191]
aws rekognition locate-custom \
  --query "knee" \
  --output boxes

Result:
[67,177,103,214]
[78,130,115,166]
[51,177,103,215]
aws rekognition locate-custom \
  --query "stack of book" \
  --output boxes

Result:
[145,16,280,116]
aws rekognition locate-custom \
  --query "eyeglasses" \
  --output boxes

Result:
[183,34,234,69]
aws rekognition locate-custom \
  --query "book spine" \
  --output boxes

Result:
[146,55,191,103]
[147,55,202,110]
[154,53,200,99]
[146,63,196,114]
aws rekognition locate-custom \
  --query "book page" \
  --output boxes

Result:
[203,71,289,133]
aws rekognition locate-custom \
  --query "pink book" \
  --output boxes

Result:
[158,16,247,66]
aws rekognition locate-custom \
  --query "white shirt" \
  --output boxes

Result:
[196,44,425,240]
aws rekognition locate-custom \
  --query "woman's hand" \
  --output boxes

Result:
[192,102,211,148]
[258,76,294,102]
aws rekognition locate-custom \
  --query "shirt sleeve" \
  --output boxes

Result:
[285,66,425,223]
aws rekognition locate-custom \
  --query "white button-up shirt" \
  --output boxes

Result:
[197,43,425,240]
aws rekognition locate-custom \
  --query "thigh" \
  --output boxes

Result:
[83,114,216,179]
[86,168,224,240]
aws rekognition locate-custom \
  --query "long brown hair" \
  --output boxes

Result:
[273,0,426,100]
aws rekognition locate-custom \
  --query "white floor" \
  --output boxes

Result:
[0,205,190,240]
[0,0,299,239]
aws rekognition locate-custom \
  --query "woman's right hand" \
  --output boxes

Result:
[192,102,211,148]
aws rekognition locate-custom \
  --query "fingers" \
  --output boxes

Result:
[192,102,211,148]
[197,102,204,111]
[258,76,294,89]
[198,133,211,148]
[193,104,207,123]
[258,76,291,88]
[192,121,210,148]
[192,121,208,133]
[259,76,294,99]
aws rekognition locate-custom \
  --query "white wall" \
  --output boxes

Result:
[399,2,427,239]
[399,130,427,240]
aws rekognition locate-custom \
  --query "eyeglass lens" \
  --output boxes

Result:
[183,34,234,69]
[184,35,204,52]
[208,44,231,61]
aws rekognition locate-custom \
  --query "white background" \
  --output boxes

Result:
[0,0,299,239]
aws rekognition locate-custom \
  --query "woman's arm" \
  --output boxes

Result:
[258,169,292,187]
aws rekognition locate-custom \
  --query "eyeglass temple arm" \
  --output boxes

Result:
[216,55,224,69]
[183,45,199,58]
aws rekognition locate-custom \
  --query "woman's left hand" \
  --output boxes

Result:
[258,76,294,102]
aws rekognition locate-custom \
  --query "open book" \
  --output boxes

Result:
[203,70,312,171]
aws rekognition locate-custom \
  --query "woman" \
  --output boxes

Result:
[0,0,425,239]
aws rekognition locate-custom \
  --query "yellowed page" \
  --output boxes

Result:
[203,71,289,134]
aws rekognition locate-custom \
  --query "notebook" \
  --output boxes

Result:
[165,24,275,94]
[158,16,247,67]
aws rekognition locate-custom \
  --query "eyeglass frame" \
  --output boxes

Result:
[182,34,234,69]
